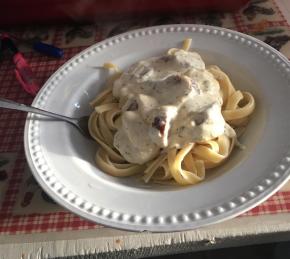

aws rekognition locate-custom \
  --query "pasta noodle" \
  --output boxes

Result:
[88,40,255,185]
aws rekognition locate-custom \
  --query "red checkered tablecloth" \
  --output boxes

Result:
[1,0,290,235]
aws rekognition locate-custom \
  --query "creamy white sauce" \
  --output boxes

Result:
[112,49,233,164]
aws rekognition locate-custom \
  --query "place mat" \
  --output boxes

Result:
[1,0,290,235]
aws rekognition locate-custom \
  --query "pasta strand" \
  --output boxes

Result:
[88,41,255,185]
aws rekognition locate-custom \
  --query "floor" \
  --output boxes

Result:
[151,241,290,259]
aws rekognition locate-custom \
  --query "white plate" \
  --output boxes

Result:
[24,25,290,232]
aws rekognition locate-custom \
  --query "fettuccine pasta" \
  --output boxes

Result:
[88,39,255,185]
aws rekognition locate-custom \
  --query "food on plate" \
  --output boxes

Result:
[88,39,255,185]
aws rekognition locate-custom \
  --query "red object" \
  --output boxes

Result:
[0,34,40,95]
[0,0,249,26]
[13,53,40,96]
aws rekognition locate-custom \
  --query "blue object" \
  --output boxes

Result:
[33,41,64,58]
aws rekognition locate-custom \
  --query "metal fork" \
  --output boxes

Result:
[0,98,91,138]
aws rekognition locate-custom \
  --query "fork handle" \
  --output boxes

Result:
[0,97,74,123]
